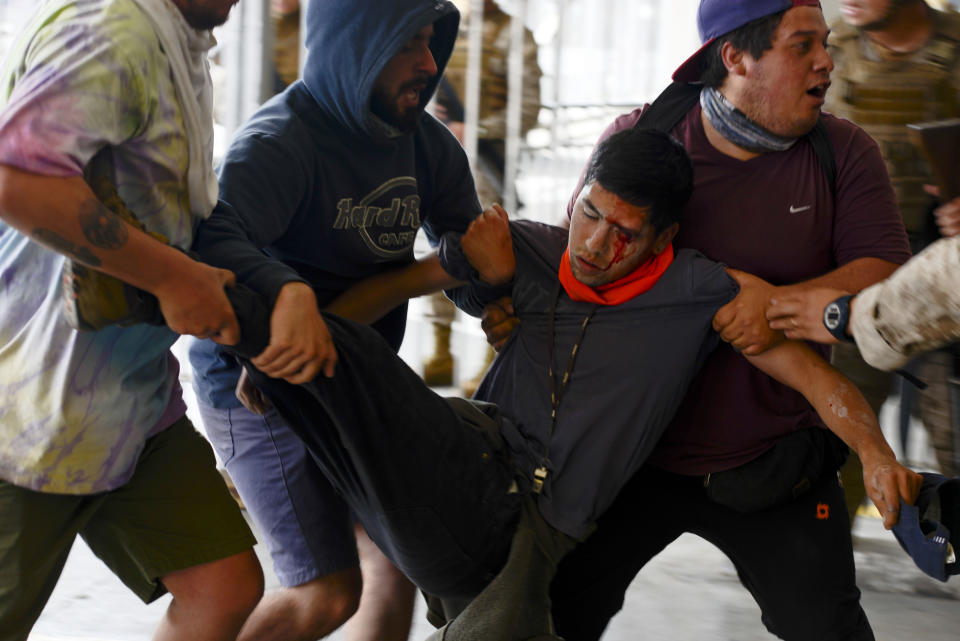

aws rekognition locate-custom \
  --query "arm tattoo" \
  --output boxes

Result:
[31,228,102,267]
[78,198,129,250]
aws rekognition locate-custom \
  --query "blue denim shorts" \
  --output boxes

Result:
[197,402,358,586]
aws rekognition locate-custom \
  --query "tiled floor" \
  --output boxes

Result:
[28,509,960,641]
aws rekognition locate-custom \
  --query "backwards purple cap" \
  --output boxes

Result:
[672,0,822,83]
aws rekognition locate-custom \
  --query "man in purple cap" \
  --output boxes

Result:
[519,1,914,640]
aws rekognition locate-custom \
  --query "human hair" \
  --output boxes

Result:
[700,10,786,88]
[582,128,693,233]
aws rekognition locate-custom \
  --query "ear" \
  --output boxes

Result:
[652,223,679,254]
[719,41,747,77]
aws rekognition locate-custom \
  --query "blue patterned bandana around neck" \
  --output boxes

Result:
[700,86,798,153]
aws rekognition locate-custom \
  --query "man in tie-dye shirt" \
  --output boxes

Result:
[0,1,264,639]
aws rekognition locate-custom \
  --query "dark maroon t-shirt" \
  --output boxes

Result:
[569,104,911,474]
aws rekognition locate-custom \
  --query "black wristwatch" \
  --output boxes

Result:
[823,295,854,342]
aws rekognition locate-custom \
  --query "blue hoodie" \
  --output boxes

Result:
[190,0,480,408]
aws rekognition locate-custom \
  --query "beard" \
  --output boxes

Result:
[369,77,429,133]
[735,72,822,140]
[177,1,234,31]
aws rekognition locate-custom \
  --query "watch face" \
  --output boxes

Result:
[824,302,842,330]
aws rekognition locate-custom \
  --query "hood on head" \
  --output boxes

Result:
[302,0,460,137]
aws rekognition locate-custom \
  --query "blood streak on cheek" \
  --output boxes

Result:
[610,232,629,265]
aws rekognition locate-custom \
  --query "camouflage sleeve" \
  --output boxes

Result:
[850,236,960,370]
[475,22,540,140]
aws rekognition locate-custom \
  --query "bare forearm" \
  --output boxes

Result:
[325,254,463,324]
[777,257,899,296]
[745,341,921,527]
[0,165,240,342]
[717,258,903,355]
[745,342,893,462]
[799,357,894,464]
[0,166,196,296]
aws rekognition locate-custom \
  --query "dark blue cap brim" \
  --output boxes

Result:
[892,473,960,582]
[892,500,954,582]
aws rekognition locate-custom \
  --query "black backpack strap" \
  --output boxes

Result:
[634,82,703,133]
[806,117,837,198]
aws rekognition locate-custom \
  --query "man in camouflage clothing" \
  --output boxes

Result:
[422,0,542,391]
[825,0,960,497]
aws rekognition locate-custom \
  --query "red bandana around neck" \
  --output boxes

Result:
[558,244,674,305]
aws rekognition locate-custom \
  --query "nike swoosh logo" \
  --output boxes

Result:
[789,205,812,214]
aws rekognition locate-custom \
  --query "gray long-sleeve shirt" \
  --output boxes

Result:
[441,221,738,538]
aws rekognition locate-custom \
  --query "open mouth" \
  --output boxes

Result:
[807,82,830,100]
[400,83,427,107]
